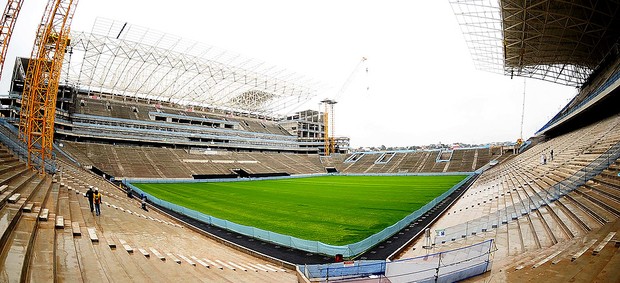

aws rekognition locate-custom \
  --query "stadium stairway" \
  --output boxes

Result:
[0,145,54,282]
[28,179,59,282]
[496,218,620,283]
[381,152,407,173]
[394,151,424,173]
[48,161,296,282]
[319,154,346,171]
[0,147,296,282]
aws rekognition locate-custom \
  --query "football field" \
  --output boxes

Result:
[133,175,467,245]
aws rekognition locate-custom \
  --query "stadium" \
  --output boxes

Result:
[0,0,618,282]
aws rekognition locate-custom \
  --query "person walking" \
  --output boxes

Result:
[141,195,148,212]
[85,186,94,213]
[94,189,102,216]
[550,149,554,161]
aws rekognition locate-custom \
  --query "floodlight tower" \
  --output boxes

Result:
[321,98,337,155]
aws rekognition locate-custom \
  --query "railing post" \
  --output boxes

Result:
[435,250,442,282]
[465,221,469,237]
[584,168,587,183]
[326,264,329,282]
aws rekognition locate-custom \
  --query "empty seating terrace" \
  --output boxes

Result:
[59,113,308,153]
[61,142,501,179]
[0,154,295,282]
[61,142,326,178]
[76,95,295,137]
[399,114,620,279]
[339,148,501,174]
[58,94,324,154]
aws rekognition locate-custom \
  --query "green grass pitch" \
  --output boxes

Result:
[133,175,467,245]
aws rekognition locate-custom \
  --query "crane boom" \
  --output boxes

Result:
[322,57,368,155]
[18,0,78,173]
[0,0,25,80]
[333,57,367,101]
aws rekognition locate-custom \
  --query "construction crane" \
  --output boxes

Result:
[516,78,527,150]
[18,0,79,173]
[0,0,25,80]
[321,98,337,155]
[322,57,368,155]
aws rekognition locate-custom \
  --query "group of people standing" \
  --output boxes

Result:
[541,149,554,165]
[85,185,149,216]
[85,186,102,216]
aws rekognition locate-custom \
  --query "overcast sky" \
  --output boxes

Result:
[2,0,577,148]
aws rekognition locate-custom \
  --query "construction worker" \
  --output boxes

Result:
[93,189,102,216]
[141,195,148,212]
[85,186,94,213]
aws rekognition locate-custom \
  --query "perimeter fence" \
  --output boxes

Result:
[298,239,494,282]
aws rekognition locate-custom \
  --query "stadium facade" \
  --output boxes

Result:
[0,2,618,282]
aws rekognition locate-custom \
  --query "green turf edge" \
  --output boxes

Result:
[127,174,470,247]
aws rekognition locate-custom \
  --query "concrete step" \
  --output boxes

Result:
[38,209,49,221]
[71,222,81,236]
[23,202,34,212]
[8,193,20,203]
[149,247,165,261]
[55,216,64,229]
[87,227,98,242]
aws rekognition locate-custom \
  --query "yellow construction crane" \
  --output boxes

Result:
[321,98,337,155]
[0,0,25,80]
[322,57,367,155]
[18,0,79,173]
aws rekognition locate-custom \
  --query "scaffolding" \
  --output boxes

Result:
[19,0,78,173]
[0,0,24,80]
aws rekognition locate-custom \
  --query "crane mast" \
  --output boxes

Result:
[0,0,25,80]
[18,0,78,173]
[321,99,337,155]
